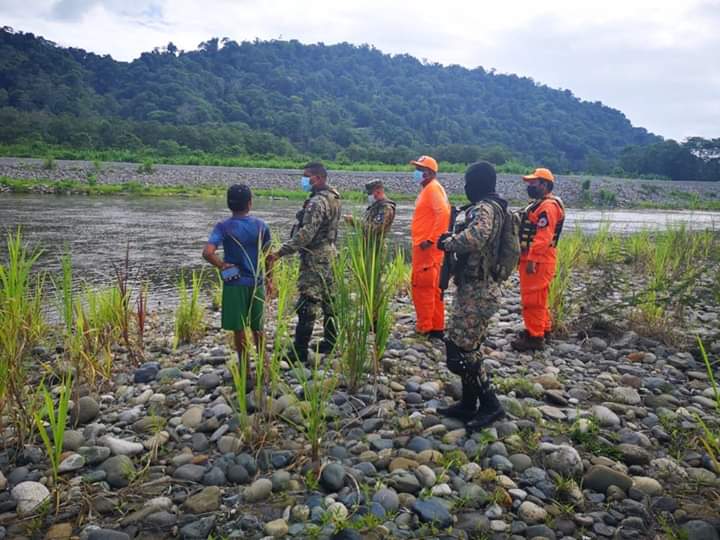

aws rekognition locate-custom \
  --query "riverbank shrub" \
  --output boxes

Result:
[0,229,46,446]
[174,269,206,347]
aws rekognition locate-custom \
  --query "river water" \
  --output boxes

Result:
[1,194,718,307]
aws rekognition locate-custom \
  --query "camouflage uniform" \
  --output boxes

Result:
[362,198,396,236]
[278,186,342,353]
[443,201,503,353]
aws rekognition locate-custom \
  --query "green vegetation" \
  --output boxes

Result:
[173,269,206,347]
[0,229,46,446]
[0,27,665,173]
[331,231,405,391]
[33,374,73,493]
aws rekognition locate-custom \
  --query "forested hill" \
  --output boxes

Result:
[0,27,660,171]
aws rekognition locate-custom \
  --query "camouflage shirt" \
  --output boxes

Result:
[362,198,396,236]
[441,200,502,283]
[278,186,342,257]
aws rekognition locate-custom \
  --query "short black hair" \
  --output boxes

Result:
[227,184,251,212]
[303,161,327,179]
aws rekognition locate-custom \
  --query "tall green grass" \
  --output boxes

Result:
[548,228,584,333]
[174,269,206,347]
[0,229,46,445]
[34,373,73,496]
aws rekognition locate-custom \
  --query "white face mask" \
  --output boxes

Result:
[367,194,376,205]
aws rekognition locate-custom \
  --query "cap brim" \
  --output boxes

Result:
[409,160,423,167]
[522,175,539,181]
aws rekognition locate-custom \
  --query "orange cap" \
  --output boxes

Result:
[522,168,555,183]
[410,155,438,173]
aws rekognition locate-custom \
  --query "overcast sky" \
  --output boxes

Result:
[2,0,718,141]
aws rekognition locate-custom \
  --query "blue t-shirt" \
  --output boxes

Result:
[208,215,271,286]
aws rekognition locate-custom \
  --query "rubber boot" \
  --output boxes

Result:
[286,302,314,364]
[316,309,337,354]
[466,380,505,431]
[438,341,478,420]
[511,330,545,352]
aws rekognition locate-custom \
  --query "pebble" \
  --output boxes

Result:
[58,453,85,473]
[184,486,221,513]
[583,465,632,492]
[72,396,100,425]
[320,463,346,492]
[264,518,289,537]
[245,478,272,502]
[11,481,50,516]
[412,498,453,528]
[99,455,135,488]
[373,488,400,512]
[99,435,144,456]
[518,500,547,524]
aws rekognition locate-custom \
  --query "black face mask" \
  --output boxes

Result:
[527,185,544,199]
[465,183,490,203]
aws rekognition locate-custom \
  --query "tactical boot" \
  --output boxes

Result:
[466,382,505,431]
[282,344,308,365]
[426,330,445,341]
[315,340,335,354]
[438,393,477,421]
[511,331,545,352]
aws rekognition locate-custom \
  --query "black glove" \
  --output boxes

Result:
[438,232,453,251]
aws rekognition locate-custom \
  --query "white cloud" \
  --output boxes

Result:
[1,0,718,139]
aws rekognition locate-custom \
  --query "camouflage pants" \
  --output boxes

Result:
[295,249,336,346]
[447,281,500,351]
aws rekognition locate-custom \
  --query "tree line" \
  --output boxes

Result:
[0,27,717,179]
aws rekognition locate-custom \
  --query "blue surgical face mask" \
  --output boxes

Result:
[413,170,425,184]
[301,176,311,192]
[367,194,376,205]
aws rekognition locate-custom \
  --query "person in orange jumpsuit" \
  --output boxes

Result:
[513,167,566,351]
[409,155,451,339]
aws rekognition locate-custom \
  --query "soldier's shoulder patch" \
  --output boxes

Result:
[537,212,549,228]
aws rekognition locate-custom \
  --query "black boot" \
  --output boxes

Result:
[466,380,505,431]
[439,341,479,420]
[287,299,314,364]
[316,304,337,354]
[511,330,545,352]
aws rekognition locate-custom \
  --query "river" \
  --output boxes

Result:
[1,194,718,308]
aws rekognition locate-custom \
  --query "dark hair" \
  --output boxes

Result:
[303,161,327,179]
[544,180,554,193]
[227,183,252,212]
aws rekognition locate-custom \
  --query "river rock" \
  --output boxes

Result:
[78,445,111,465]
[583,465,632,492]
[185,486,221,513]
[180,516,216,539]
[518,500,547,524]
[618,443,651,465]
[373,488,400,512]
[99,435,144,456]
[264,518,289,538]
[245,478,272,502]
[612,386,642,405]
[71,396,100,425]
[682,520,720,540]
[182,406,205,429]
[174,464,207,483]
[320,463,346,492]
[412,498,453,528]
[542,444,583,477]
[99,455,135,488]
[11,481,50,516]
[592,405,621,427]
[58,453,85,473]
[632,476,663,496]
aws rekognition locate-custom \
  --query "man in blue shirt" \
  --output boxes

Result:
[203,184,273,367]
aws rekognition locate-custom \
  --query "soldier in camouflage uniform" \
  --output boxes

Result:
[437,161,506,431]
[361,179,396,236]
[269,162,342,363]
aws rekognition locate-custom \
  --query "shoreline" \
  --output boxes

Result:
[1,157,720,210]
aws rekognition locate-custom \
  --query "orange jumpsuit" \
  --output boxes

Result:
[518,196,565,338]
[411,178,451,333]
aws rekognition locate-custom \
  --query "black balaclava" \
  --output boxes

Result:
[464,161,497,203]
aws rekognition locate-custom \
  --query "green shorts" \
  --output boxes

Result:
[221,284,265,332]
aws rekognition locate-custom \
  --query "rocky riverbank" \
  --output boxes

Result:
[1,157,719,209]
[1,265,719,540]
